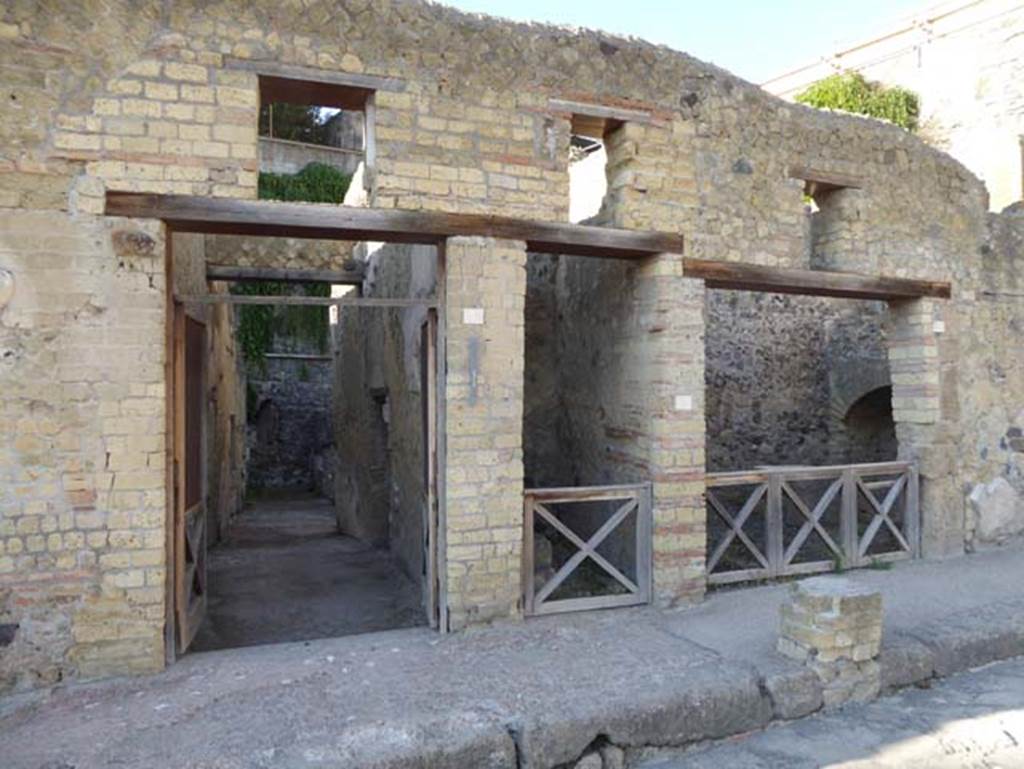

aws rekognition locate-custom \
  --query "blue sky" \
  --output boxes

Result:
[440,0,927,83]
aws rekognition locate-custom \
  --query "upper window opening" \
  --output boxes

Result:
[568,115,620,224]
[258,76,368,152]
[569,114,622,141]
[257,75,372,203]
[788,166,864,271]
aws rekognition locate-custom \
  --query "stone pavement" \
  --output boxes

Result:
[191,496,423,652]
[1,543,1022,769]
[639,655,1024,768]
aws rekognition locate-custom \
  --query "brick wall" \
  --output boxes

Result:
[52,58,259,210]
[373,90,568,218]
[443,237,526,629]
[885,298,956,556]
[0,212,167,689]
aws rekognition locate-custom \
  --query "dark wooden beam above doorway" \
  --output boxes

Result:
[178,295,435,308]
[105,192,684,259]
[683,258,951,300]
[206,264,365,285]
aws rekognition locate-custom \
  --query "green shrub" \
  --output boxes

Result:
[232,281,331,371]
[258,162,353,204]
[795,73,920,132]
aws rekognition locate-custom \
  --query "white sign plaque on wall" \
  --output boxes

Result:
[0,269,12,310]
[463,307,485,325]
[674,394,694,412]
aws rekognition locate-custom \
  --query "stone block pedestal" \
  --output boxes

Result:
[778,576,883,708]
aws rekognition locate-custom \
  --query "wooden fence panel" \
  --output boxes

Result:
[523,484,652,616]
[706,461,920,585]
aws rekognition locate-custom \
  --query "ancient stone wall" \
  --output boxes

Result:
[0,212,167,691]
[205,234,356,273]
[705,291,895,472]
[444,237,526,629]
[523,254,574,489]
[333,242,435,586]
[524,251,707,606]
[960,207,1024,546]
[333,300,391,547]
[204,296,246,543]
[258,137,362,177]
[0,0,1014,688]
[246,346,333,492]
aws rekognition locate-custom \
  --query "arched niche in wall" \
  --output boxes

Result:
[842,385,898,463]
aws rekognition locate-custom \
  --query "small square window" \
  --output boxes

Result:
[257,75,372,189]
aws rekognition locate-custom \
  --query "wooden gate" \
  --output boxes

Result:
[420,310,440,628]
[173,307,208,651]
[523,484,652,616]
[706,461,919,585]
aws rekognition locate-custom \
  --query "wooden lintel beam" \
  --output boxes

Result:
[206,264,365,285]
[264,353,333,362]
[226,57,406,94]
[683,258,951,300]
[550,98,654,125]
[177,294,435,308]
[550,98,655,139]
[105,192,683,259]
[787,165,863,191]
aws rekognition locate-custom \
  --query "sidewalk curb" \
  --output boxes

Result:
[522,598,1024,769]
[308,599,1024,769]
[3,598,1024,769]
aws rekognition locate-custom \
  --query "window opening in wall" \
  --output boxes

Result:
[257,76,373,204]
[569,134,606,223]
[794,170,862,272]
[568,114,617,224]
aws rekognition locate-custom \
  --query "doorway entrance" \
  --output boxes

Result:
[167,236,441,655]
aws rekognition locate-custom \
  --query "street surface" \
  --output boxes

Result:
[643,656,1024,769]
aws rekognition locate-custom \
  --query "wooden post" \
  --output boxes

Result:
[363,92,376,191]
[906,465,921,558]
[435,241,449,633]
[422,310,439,628]
[163,235,177,665]
[522,495,535,616]
[766,471,783,578]
[841,467,859,568]
[172,305,187,650]
[638,484,654,602]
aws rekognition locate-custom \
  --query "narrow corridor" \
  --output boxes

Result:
[191,494,424,652]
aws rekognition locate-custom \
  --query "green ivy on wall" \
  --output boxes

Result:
[234,162,352,371]
[232,281,331,371]
[795,73,920,132]
[258,162,353,204]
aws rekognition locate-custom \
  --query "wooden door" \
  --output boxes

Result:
[420,310,439,627]
[173,306,208,651]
